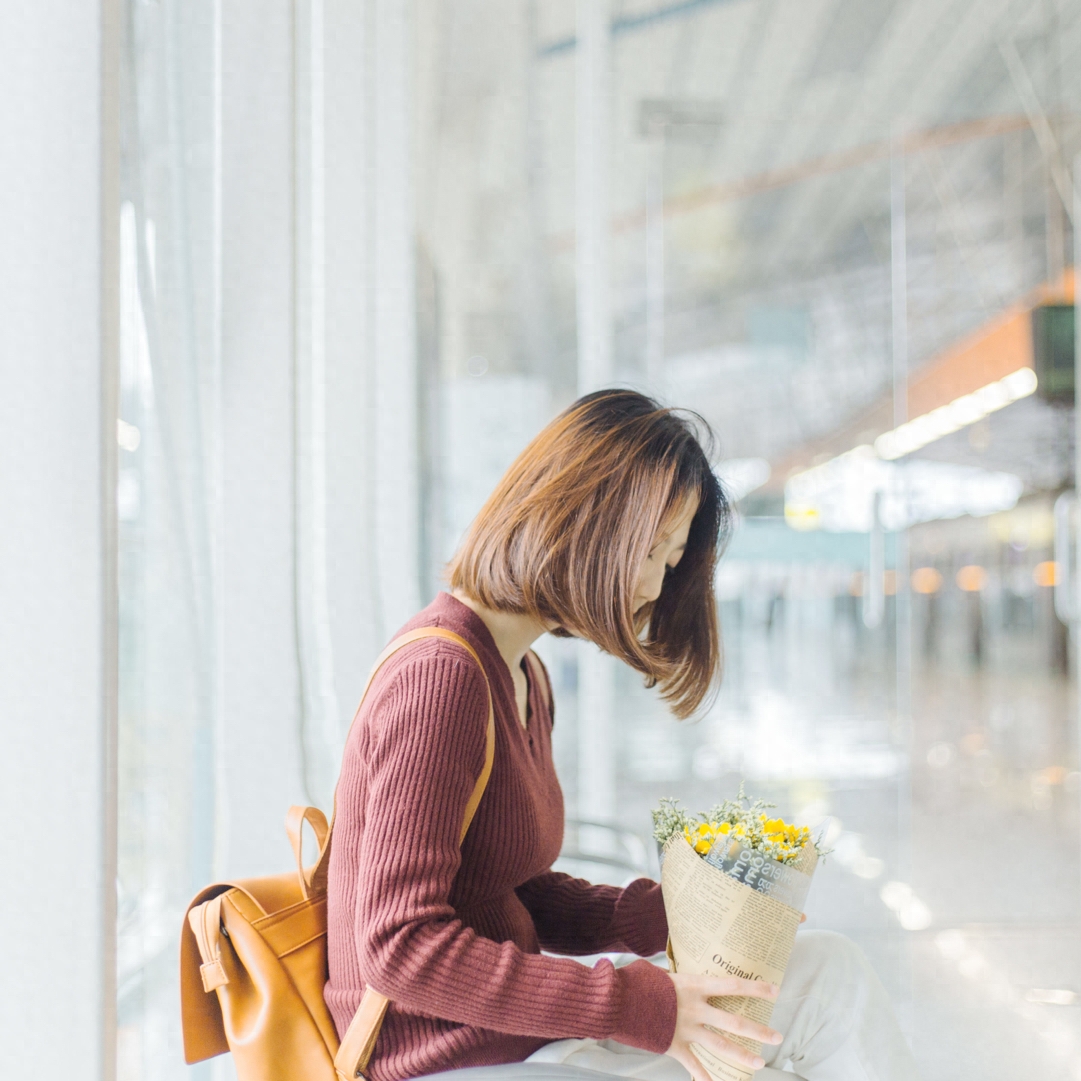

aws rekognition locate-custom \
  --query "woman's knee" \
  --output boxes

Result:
[782,930,871,1006]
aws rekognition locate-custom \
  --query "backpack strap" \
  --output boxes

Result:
[331,627,496,1081]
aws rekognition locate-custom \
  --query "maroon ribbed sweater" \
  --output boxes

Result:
[324,592,677,1080]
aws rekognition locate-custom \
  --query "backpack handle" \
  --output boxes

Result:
[286,805,331,900]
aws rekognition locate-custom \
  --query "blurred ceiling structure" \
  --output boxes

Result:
[416,0,1081,497]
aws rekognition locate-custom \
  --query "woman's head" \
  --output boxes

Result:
[447,389,731,718]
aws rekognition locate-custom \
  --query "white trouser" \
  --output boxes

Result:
[526,931,920,1081]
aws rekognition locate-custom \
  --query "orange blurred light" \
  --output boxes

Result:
[1033,561,1059,588]
[960,732,985,754]
[956,565,987,592]
[911,567,943,594]
[849,571,864,597]
[883,570,897,596]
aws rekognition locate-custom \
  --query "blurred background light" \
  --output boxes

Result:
[1034,559,1060,587]
[786,451,1023,532]
[880,881,934,931]
[956,564,988,592]
[116,419,141,452]
[875,368,1038,460]
[716,457,771,503]
[911,566,943,593]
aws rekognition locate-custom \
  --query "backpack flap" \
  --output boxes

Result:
[181,885,233,1063]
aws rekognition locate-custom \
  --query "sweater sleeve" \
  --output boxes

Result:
[354,648,677,1054]
[514,872,669,957]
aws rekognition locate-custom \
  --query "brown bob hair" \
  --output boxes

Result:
[447,388,731,718]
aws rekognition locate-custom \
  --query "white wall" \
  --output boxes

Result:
[0,3,116,1078]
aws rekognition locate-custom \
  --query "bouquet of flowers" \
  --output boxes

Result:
[652,788,825,1081]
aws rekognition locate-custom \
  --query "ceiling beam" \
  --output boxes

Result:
[549,113,1034,251]
[538,0,745,57]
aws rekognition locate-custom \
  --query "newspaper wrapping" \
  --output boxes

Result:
[660,833,818,1081]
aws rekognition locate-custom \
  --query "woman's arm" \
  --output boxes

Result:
[514,872,668,957]
[515,653,668,958]
[352,646,677,1053]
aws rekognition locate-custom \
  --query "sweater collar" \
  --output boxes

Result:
[432,590,505,665]
[431,591,529,690]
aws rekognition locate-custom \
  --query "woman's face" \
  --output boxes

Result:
[632,491,699,614]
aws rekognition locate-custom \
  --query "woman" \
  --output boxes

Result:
[325,390,919,1081]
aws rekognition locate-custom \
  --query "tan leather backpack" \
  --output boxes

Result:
[180,627,496,1081]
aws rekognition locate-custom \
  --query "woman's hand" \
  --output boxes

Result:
[664,971,782,1079]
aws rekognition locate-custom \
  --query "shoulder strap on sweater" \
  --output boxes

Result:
[330,626,495,1081]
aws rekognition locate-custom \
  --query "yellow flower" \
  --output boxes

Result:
[659,795,816,867]
[684,824,715,854]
